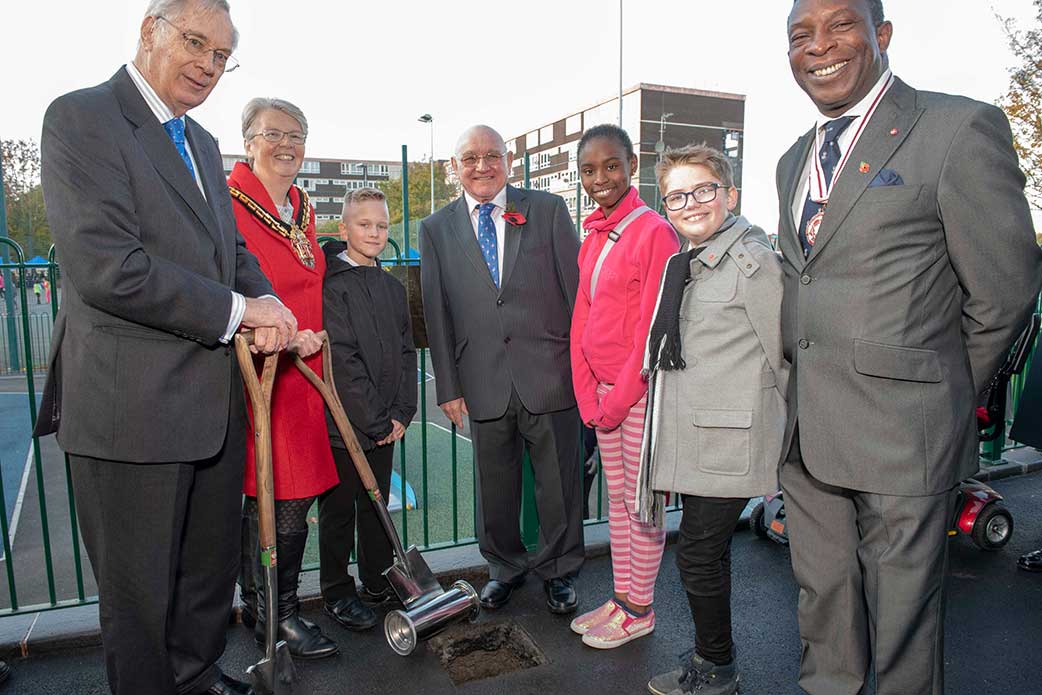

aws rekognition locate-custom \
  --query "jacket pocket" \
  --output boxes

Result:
[853,339,942,383]
[858,184,923,205]
[694,266,738,302]
[693,408,752,476]
[96,324,184,343]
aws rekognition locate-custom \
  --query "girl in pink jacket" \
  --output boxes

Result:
[568,124,679,648]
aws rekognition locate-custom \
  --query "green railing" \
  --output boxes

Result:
[1,146,1039,617]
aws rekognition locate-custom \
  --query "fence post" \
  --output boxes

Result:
[402,145,409,258]
[0,158,22,370]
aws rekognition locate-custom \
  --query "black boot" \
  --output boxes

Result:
[238,500,259,630]
[255,527,339,659]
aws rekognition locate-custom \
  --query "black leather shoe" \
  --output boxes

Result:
[1018,548,1042,572]
[544,576,578,614]
[256,613,339,659]
[205,674,254,695]
[324,597,378,631]
[479,579,522,609]
[359,584,401,607]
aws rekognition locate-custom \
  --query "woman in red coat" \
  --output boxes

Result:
[229,97,338,659]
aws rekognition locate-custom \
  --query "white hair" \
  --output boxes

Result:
[144,0,239,50]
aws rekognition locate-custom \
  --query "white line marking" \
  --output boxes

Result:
[5,441,36,558]
[428,421,472,443]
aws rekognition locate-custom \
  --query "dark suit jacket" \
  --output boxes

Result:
[419,186,580,420]
[35,67,273,463]
[775,78,1042,495]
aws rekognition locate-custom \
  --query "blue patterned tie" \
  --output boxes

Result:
[798,116,856,256]
[477,202,499,287]
[162,117,197,181]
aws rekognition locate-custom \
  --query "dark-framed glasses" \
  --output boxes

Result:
[459,151,505,168]
[662,183,729,211]
[250,129,307,145]
[156,15,239,73]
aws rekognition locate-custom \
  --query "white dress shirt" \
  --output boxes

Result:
[125,62,245,343]
[791,68,895,229]
[463,187,507,280]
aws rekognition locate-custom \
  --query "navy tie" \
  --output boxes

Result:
[798,116,856,256]
[163,117,197,181]
[477,202,500,287]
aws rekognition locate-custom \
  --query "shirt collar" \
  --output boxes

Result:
[464,186,507,214]
[125,61,178,125]
[814,67,893,132]
[337,249,378,267]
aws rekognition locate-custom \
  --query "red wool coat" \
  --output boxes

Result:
[228,162,338,499]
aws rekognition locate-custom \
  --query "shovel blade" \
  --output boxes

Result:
[385,545,443,608]
[247,641,296,695]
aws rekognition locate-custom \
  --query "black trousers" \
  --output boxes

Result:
[70,394,244,695]
[318,443,395,602]
[470,390,584,583]
[675,494,749,666]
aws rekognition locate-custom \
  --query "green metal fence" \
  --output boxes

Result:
[0,146,1039,618]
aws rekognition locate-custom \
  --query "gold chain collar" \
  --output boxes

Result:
[229,185,315,269]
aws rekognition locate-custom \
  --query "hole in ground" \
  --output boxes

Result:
[427,619,549,686]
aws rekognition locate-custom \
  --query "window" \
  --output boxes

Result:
[565,114,581,136]
[540,124,554,145]
[538,152,552,169]
[527,130,539,149]
[300,160,320,174]
[222,155,242,170]
[297,178,313,190]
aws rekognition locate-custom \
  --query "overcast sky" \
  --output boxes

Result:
[1,0,1038,228]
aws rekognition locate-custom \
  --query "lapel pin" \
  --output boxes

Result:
[859,162,871,174]
[889,128,899,136]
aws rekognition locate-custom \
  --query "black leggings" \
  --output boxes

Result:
[242,495,313,533]
[675,494,749,665]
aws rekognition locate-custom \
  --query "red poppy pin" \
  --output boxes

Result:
[503,203,526,226]
[859,162,871,174]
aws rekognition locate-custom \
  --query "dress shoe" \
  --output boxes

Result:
[205,673,254,695]
[359,584,401,607]
[479,579,522,609]
[1018,548,1042,572]
[324,597,378,631]
[0,659,10,687]
[255,612,340,659]
[544,576,578,614]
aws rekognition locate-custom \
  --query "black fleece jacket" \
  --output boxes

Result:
[322,240,417,451]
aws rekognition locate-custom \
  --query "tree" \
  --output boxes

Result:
[378,160,457,226]
[1,139,51,259]
[999,0,1042,211]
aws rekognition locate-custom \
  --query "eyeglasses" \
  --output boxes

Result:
[156,16,239,73]
[249,129,307,145]
[662,183,730,211]
[458,152,505,169]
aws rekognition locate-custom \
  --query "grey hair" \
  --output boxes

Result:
[144,0,239,50]
[341,187,387,220]
[241,97,308,138]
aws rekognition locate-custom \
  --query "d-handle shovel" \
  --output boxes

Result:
[291,335,480,655]
[234,333,296,695]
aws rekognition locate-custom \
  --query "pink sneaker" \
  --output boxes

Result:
[581,607,655,649]
[569,599,619,635]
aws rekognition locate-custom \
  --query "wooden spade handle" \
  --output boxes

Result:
[233,332,279,559]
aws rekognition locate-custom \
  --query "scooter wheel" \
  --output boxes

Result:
[750,502,768,539]
[971,503,1014,550]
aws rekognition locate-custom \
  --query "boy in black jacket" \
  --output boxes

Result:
[319,187,417,631]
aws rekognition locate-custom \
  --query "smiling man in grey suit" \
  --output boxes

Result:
[420,125,584,614]
[776,1,1042,693]
[35,1,297,693]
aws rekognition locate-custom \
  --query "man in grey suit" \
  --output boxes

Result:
[35,1,296,693]
[420,125,584,614]
[776,1,1042,693]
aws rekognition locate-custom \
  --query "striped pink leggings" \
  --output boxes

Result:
[596,383,666,606]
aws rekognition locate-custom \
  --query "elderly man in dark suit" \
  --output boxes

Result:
[775,1,1042,693]
[35,1,297,693]
[420,125,584,614]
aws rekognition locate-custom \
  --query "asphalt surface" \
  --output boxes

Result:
[3,469,1041,694]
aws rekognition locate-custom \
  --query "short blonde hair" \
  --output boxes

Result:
[655,143,735,192]
[341,186,387,219]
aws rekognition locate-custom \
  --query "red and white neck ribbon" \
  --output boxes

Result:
[808,72,894,205]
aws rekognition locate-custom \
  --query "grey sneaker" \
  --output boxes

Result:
[648,652,739,695]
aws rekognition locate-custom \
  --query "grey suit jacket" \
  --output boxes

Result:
[35,67,273,463]
[775,78,1042,495]
[419,186,580,420]
[647,223,789,498]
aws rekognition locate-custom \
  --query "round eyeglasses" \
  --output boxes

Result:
[662,183,729,211]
